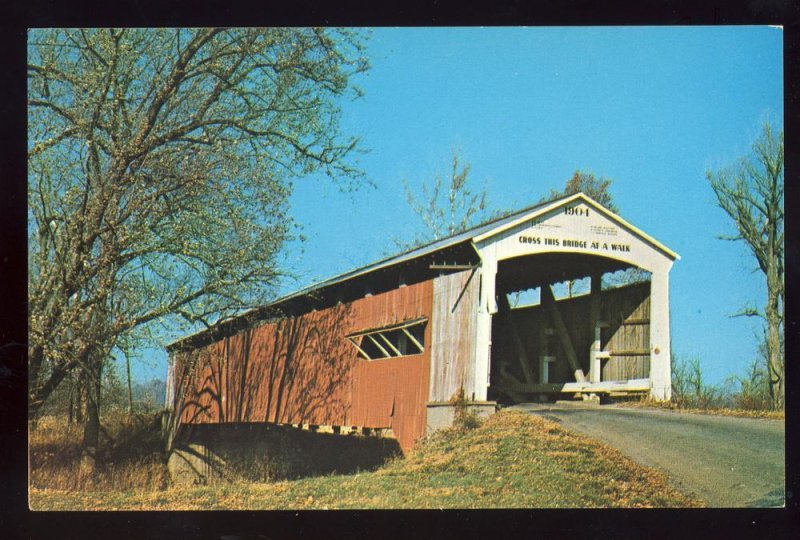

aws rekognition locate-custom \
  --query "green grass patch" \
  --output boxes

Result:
[30,410,702,510]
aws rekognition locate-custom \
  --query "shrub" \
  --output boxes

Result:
[449,388,482,433]
[671,355,724,409]
[671,354,774,412]
[726,358,772,411]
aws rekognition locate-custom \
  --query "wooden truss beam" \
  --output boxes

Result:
[348,337,371,360]
[541,285,586,382]
[378,332,402,356]
[366,334,391,358]
[494,375,651,395]
[401,327,424,352]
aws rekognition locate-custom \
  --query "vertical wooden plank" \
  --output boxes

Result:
[598,282,650,381]
[589,272,602,382]
[538,310,550,384]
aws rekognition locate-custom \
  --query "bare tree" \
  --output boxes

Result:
[549,170,619,213]
[28,28,368,472]
[706,122,784,410]
[400,151,492,249]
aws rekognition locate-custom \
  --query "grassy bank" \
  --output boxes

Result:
[30,410,701,510]
[619,398,785,420]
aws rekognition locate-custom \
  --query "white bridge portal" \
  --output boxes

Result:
[468,193,678,402]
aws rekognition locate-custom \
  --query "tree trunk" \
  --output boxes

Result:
[766,297,784,410]
[28,354,82,422]
[28,344,45,408]
[79,360,103,481]
[126,351,133,416]
[765,248,784,410]
[75,370,85,424]
[67,373,74,424]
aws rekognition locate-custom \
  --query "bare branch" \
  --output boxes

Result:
[28,28,368,417]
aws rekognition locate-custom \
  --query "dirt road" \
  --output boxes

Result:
[513,402,785,507]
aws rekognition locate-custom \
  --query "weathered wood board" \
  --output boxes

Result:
[428,268,480,402]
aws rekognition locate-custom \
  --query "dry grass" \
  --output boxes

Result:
[30,410,702,510]
[620,397,785,420]
[29,413,168,494]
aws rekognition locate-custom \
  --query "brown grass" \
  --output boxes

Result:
[29,413,169,494]
[621,397,785,420]
[30,410,702,510]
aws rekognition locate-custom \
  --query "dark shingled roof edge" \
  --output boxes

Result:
[166,193,572,351]
[166,191,678,351]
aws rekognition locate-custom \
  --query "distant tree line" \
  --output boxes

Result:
[41,370,167,421]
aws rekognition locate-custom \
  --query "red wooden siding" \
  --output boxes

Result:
[174,279,434,452]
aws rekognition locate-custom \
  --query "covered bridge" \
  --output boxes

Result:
[165,192,678,465]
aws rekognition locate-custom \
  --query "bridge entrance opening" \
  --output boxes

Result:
[488,252,653,404]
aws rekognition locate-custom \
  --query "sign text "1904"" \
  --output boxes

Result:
[565,206,589,217]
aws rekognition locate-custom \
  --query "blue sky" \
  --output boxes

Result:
[134,26,783,387]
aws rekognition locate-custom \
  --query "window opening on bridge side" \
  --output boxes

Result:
[602,267,652,290]
[506,287,540,308]
[347,318,427,360]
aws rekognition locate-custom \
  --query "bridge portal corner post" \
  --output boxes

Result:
[472,251,497,402]
[649,261,673,401]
